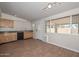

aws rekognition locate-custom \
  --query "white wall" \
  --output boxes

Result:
[33,8,79,52]
[0,13,32,31]
[33,19,47,42]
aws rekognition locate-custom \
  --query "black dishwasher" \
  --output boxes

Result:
[17,32,24,40]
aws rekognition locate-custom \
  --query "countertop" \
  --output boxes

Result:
[0,30,33,33]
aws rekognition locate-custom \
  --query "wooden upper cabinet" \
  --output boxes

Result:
[0,18,14,28]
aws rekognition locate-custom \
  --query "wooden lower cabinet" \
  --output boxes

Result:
[0,31,33,44]
[0,32,17,44]
[24,32,33,39]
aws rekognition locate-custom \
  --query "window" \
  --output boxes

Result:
[46,15,79,34]
[46,20,51,33]
[71,24,78,34]
[71,14,79,34]
[47,25,50,33]
[46,20,55,33]
[57,24,71,34]
[50,24,55,33]
[49,16,71,34]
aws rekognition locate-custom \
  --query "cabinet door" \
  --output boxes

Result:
[7,20,14,28]
[0,19,14,28]
[0,33,17,44]
[0,33,6,44]
[6,33,17,42]
[3,20,9,28]
[0,20,5,27]
[24,32,33,39]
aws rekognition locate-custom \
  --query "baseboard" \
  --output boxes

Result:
[38,39,79,53]
[0,40,17,45]
[24,37,33,40]
[47,41,79,53]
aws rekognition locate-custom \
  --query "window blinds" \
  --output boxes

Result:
[50,16,70,25]
[72,14,79,24]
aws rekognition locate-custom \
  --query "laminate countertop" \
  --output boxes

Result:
[0,30,33,33]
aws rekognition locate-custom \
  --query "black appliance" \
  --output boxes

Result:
[17,32,24,40]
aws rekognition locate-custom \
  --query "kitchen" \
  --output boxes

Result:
[0,12,33,44]
[0,2,79,57]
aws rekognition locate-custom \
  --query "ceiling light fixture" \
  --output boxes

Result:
[48,3,52,8]
[42,2,62,11]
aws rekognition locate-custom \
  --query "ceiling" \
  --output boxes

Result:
[0,2,79,21]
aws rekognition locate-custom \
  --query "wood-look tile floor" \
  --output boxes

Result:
[0,39,79,57]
